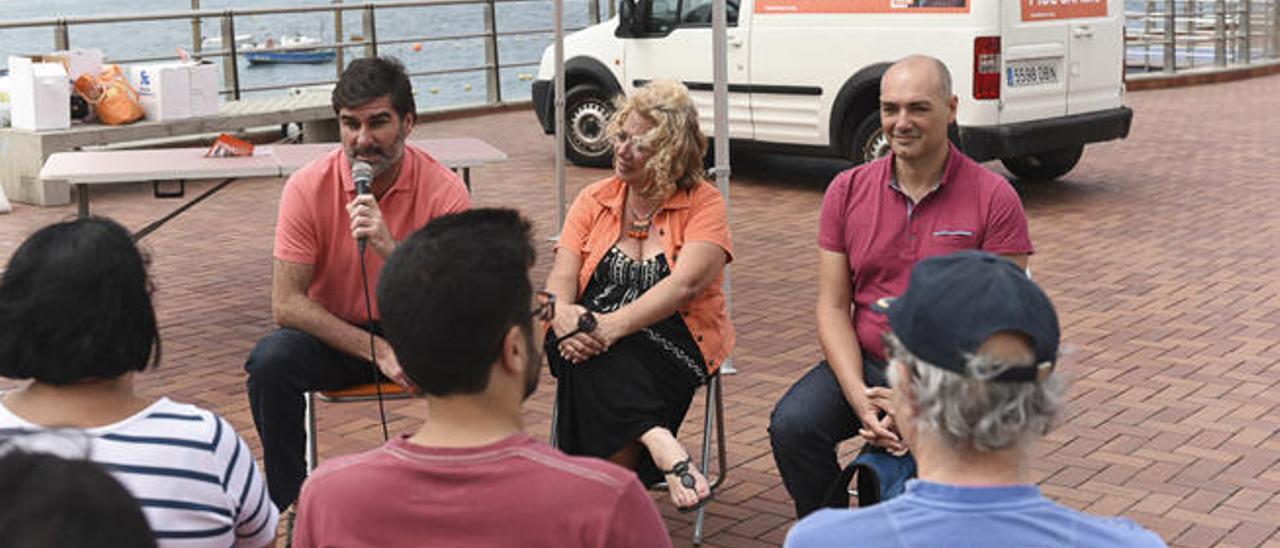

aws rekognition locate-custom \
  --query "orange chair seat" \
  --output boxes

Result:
[318,382,411,400]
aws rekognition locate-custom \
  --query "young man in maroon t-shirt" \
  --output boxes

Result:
[293,209,672,548]
[769,55,1035,519]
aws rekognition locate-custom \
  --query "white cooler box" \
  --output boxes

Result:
[6,55,70,131]
[130,61,219,121]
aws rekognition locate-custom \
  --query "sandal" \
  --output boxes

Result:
[662,457,715,513]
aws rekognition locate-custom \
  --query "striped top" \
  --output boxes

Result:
[0,397,278,548]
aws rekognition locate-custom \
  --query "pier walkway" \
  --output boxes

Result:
[1,73,1278,548]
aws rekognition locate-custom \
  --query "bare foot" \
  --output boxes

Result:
[662,457,712,510]
[640,427,713,510]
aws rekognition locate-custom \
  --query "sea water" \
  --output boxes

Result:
[0,0,599,108]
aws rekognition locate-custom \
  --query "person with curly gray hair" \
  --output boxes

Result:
[785,251,1165,548]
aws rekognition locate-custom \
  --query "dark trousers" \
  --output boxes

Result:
[768,358,889,519]
[245,327,382,511]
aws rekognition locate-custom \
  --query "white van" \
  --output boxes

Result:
[531,0,1133,181]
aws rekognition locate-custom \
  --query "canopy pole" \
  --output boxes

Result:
[553,0,567,235]
[711,0,735,374]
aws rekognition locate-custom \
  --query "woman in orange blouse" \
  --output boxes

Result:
[545,80,733,513]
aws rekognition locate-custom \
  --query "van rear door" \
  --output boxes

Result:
[1062,0,1125,115]
[1000,0,1070,123]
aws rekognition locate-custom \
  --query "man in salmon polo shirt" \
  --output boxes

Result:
[293,209,672,548]
[769,55,1034,518]
[244,56,470,512]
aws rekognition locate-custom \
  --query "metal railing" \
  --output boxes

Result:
[1126,0,1280,73]
[10,1,1274,96]
[0,0,616,104]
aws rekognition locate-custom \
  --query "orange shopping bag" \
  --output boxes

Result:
[75,65,144,125]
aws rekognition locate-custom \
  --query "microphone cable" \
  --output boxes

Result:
[358,222,391,442]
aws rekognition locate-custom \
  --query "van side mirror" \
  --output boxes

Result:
[616,0,648,38]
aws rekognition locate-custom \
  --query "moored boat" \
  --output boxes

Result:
[201,34,255,50]
[244,33,335,65]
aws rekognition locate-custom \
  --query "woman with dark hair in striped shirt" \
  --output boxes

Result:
[0,217,278,548]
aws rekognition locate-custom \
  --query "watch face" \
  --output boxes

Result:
[579,311,598,332]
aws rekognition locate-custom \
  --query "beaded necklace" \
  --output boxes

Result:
[625,197,661,240]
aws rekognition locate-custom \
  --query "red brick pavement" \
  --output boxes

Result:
[1,73,1278,548]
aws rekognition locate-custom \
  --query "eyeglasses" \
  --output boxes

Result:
[613,130,653,154]
[530,290,556,323]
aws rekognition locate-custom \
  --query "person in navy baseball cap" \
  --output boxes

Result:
[785,251,1167,548]
[881,250,1059,383]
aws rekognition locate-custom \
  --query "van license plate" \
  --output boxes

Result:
[1006,61,1058,87]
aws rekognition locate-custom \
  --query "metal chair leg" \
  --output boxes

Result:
[304,384,411,474]
[694,373,727,545]
[548,384,560,448]
[304,391,318,473]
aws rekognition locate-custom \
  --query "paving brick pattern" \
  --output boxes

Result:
[1,74,1278,547]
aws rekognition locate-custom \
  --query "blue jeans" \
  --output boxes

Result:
[769,358,889,518]
[244,327,383,511]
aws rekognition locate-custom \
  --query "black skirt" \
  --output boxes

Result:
[547,247,708,485]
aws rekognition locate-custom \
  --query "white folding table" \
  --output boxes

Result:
[40,138,508,218]
[268,138,508,191]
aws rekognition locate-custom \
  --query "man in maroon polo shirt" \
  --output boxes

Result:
[768,55,1034,519]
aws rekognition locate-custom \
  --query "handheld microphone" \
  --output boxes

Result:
[350,159,391,441]
[352,160,375,255]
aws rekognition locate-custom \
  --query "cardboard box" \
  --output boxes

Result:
[7,55,70,130]
[0,75,11,128]
[50,49,104,82]
[130,61,220,121]
[131,62,190,121]
[188,61,220,117]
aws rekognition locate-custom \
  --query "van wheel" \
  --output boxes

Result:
[565,84,615,168]
[848,111,889,164]
[1000,146,1083,181]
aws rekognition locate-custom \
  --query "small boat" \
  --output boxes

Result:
[245,49,336,64]
[244,33,336,65]
[201,34,255,50]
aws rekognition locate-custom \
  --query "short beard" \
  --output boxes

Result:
[348,128,408,177]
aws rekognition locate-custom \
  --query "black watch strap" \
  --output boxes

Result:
[556,310,597,344]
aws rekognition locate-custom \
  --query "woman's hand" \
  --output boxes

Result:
[554,304,605,364]
[556,308,628,364]
[552,303,586,339]
[558,333,603,364]
[585,311,628,351]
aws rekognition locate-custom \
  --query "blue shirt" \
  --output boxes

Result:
[785,480,1166,548]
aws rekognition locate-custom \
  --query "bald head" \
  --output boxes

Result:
[879,54,958,164]
[885,55,953,102]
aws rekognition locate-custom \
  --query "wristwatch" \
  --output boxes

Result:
[556,310,598,344]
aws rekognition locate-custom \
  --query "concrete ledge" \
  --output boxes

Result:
[1126,60,1280,91]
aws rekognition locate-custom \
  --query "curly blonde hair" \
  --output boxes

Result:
[607,80,708,202]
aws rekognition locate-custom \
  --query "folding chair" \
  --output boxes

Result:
[549,372,728,546]
[304,382,413,472]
